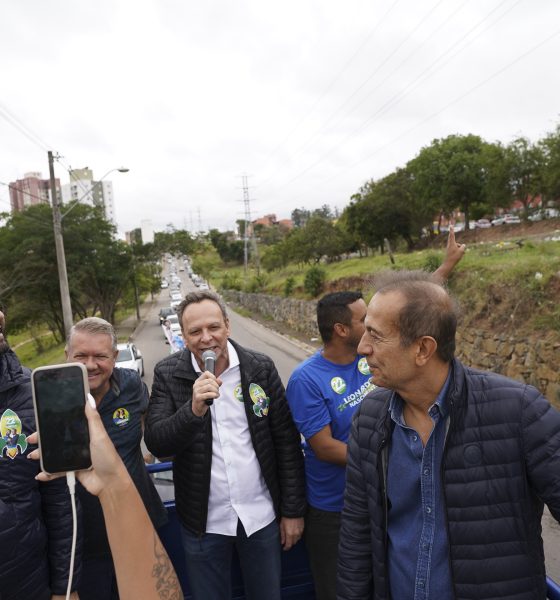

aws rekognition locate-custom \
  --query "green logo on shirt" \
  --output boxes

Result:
[330,377,347,395]
[234,384,244,402]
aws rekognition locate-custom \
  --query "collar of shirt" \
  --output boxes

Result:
[190,340,239,375]
[388,366,452,425]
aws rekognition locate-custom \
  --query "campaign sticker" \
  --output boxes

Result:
[249,383,269,417]
[358,358,370,375]
[0,409,28,459]
[112,408,130,427]
[330,377,347,395]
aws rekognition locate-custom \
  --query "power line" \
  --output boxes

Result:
[284,25,560,209]
[0,102,51,152]
[256,0,451,189]
[273,0,525,190]
[255,0,403,177]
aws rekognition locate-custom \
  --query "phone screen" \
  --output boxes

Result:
[33,363,91,473]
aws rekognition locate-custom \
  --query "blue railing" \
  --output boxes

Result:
[147,462,560,600]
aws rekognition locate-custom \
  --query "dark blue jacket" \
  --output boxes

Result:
[77,367,167,559]
[337,359,560,600]
[0,349,81,599]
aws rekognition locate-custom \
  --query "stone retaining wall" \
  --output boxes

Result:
[223,290,560,406]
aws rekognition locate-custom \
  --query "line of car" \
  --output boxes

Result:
[472,214,520,228]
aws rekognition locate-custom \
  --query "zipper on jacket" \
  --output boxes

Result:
[379,433,391,597]
[441,396,457,600]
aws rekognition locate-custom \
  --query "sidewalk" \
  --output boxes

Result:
[116,297,158,342]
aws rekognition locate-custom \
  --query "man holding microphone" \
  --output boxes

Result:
[145,290,306,600]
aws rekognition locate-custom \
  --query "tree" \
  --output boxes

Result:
[408,134,505,229]
[285,215,348,264]
[291,208,311,228]
[0,204,143,339]
[208,229,244,264]
[340,169,430,252]
[504,137,544,217]
[540,124,560,204]
[154,229,197,257]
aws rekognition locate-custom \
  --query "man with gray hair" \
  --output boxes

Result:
[145,290,306,600]
[337,270,560,600]
[66,317,167,600]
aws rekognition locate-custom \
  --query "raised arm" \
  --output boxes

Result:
[432,225,466,283]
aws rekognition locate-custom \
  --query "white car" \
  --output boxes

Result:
[116,343,144,376]
[170,292,182,308]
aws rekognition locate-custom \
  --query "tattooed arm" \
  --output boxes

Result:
[33,399,181,600]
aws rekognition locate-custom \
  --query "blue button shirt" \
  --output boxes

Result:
[386,371,453,600]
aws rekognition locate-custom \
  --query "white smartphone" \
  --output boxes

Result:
[32,362,91,473]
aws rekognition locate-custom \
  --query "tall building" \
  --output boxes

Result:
[125,220,154,245]
[140,219,154,244]
[61,167,116,223]
[9,172,61,213]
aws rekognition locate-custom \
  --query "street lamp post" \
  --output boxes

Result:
[47,151,128,338]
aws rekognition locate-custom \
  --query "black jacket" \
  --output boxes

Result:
[145,340,306,534]
[0,349,81,599]
[337,359,560,600]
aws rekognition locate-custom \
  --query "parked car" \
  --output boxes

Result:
[198,282,210,290]
[116,342,144,376]
[529,208,559,221]
[475,218,491,229]
[492,214,520,226]
[160,279,169,289]
[158,306,175,325]
[491,215,506,226]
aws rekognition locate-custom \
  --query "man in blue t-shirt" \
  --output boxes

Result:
[287,291,371,600]
[286,227,466,600]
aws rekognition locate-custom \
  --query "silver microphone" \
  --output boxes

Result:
[201,350,217,406]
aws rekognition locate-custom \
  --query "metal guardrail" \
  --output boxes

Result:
[147,462,560,599]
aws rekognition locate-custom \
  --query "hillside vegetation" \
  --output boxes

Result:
[211,220,560,338]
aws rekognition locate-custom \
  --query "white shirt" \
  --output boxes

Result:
[191,341,276,537]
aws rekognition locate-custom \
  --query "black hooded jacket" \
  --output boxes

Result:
[0,349,81,599]
[145,339,306,535]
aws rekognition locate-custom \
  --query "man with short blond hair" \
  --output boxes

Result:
[66,316,167,600]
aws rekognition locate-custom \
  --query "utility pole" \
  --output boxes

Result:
[48,150,73,338]
[241,174,260,278]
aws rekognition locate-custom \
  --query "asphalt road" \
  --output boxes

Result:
[134,270,313,391]
[134,263,560,585]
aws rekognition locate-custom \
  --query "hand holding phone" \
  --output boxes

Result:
[32,362,91,474]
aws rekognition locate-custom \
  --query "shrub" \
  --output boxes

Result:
[284,277,295,297]
[304,266,326,297]
[245,273,270,293]
[221,272,242,290]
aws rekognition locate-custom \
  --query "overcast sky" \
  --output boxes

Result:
[1,0,559,235]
